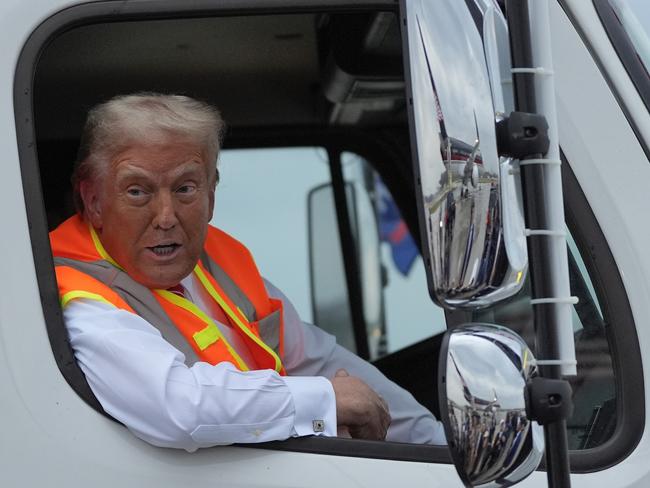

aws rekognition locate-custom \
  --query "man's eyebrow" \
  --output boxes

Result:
[115,166,151,181]
[114,160,206,183]
[171,162,205,180]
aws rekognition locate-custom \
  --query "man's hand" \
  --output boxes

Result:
[331,369,391,441]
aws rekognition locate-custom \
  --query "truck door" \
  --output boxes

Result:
[6,0,645,486]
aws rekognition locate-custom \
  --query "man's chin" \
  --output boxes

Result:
[130,266,194,290]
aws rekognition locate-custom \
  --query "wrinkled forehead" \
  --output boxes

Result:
[105,134,216,177]
[111,123,213,154]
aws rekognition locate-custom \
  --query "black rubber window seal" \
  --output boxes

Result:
[558,155,644,472]
[593,0,650,117]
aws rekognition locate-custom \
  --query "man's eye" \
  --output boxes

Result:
[127,188,145,197]
[177,185,197,194]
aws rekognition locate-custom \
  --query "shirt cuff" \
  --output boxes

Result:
[283,375,337,437]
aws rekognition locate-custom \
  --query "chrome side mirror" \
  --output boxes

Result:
[439,324,544,487]
[404,0,527,308]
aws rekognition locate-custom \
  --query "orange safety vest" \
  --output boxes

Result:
[50,215,286,375]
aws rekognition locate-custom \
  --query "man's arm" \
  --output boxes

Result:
[267,280,447,445]
[64,298,338,451]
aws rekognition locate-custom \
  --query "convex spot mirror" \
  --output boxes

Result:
[439,324,544,487]
[404,0,527,308]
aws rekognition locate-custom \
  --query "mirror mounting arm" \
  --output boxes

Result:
[525,376,574,426]
[496,111,550,159]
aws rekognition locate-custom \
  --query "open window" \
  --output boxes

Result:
[19,0,452,463]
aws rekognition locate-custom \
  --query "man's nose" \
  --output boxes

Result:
[152,191,179,230]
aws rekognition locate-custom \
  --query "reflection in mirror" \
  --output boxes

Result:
[405,0,527,308]
[439,324,543,487]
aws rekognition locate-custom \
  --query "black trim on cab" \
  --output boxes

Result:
[560,157,644,472]
[254,436,452,463]
[14,0,451,465]
[593,0,650,117]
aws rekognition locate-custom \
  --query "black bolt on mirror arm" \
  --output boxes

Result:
[496,112,550,159]
[526,376,574,426]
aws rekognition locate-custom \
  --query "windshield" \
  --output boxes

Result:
[609,0,650,73]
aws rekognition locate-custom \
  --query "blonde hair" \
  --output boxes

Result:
[72,93,225,213]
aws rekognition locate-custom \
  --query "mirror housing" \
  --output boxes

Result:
[404,0,527,309]
[438,324,544,487]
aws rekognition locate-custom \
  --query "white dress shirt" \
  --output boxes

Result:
[64,276,446,451]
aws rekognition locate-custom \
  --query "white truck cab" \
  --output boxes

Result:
[1,0,649,486]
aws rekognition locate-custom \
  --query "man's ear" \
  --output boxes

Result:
[206,163,218,222]
[207,184,216,222]
[79,179,103,229]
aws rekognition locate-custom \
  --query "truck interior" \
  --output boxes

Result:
[35,10,413,228]
[19,0,638,468]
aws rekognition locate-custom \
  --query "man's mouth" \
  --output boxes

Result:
[149,244,180,256]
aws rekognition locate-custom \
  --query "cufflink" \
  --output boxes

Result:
[312,420,325,433]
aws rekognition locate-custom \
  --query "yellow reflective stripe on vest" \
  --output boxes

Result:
[155,289,250,371]
[61,290,115,309]
[193,265,283,373]
[89,224,123,270]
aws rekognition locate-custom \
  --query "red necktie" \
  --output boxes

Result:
[166,284,186,297]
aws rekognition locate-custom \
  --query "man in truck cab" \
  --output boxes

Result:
[49,92,446,451]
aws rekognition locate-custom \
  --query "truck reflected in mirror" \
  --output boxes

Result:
[438,324,544,487]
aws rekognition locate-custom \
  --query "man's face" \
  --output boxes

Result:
[81,137,216,289]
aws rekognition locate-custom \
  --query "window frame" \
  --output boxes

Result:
[15,0,452,464]
[549,0,650,470]
[559,155,644,472]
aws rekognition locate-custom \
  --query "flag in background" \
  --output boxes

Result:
[375,176,419,276]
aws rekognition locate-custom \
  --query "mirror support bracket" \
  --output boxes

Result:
[526,376,574,426]
[496,111,550,158]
